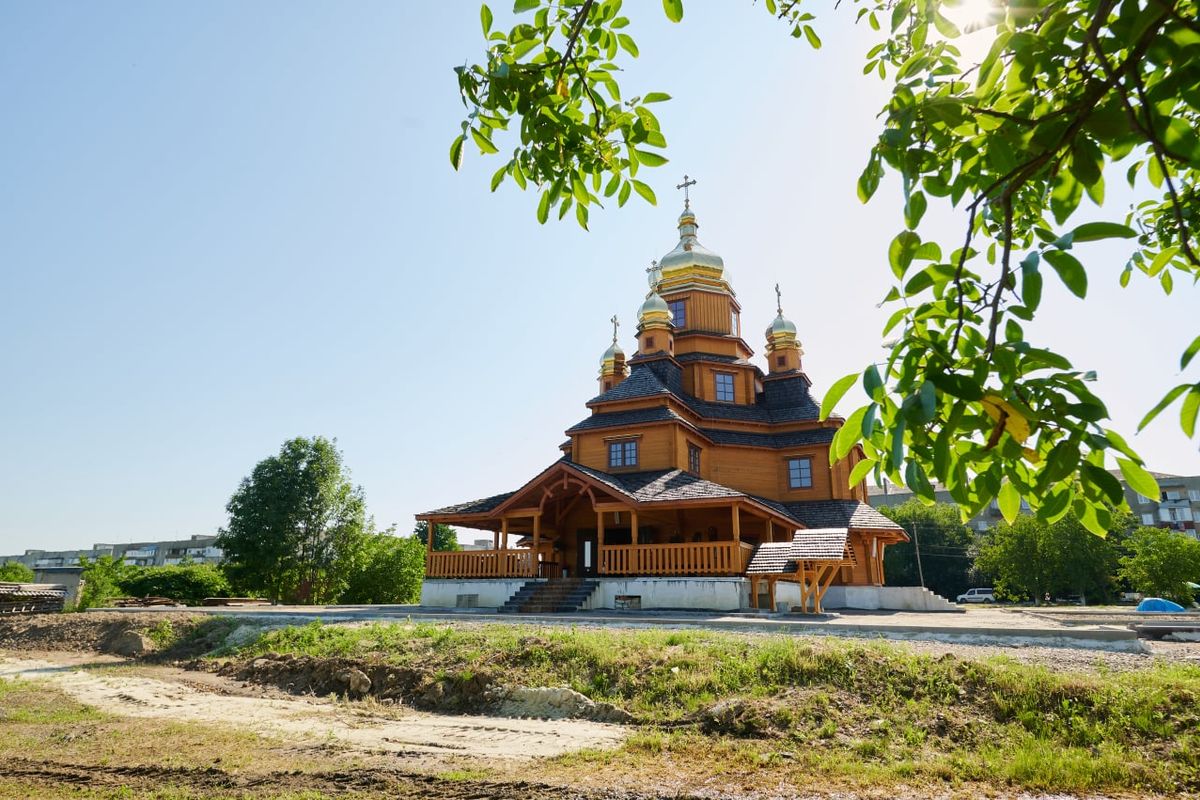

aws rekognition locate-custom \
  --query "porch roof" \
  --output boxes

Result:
[744,528,850,575]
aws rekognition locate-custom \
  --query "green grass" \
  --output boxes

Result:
[226,620,1200,793]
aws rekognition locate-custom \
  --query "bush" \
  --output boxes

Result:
[77,555,131,610]
[0,562,35,583]
[119,563,231,606]
[339,534,425,604]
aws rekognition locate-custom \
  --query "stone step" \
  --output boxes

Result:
[498,578,599,614]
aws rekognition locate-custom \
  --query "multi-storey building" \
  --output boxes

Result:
[0,534,223,569]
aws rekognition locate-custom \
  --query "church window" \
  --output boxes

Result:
[609,439,638,468]
[787,457,813,489]
[668,299,686,327]
[645,336,655,348]
[776,355,786,367]
[730,310,740,336]
[715,372,735,402]
[688,443,701,474]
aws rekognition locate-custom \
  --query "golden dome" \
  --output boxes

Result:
[656,205,734,295]
[637,290,673,327]
[765,284,801,354]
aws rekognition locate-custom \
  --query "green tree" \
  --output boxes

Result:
[451,0,1200,532]
[878,501,976,599]
[77,555,132,610]
[414,521,461,551]
[1118,526,1200,605]
[118,563,231,606]
[976,512,1125,603]
[218,436,368,604]
[340,531,426,604]
[0,562,35,583]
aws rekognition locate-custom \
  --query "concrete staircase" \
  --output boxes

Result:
[498,578,600,614]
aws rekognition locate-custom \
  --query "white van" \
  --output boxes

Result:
[956,588,996,603]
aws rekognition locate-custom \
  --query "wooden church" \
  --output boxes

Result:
[418,189,908,613]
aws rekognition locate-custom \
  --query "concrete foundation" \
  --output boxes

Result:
[584,578,749,611]
[822,585,959,612]
[420,579,539,609]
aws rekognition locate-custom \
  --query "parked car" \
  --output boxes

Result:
[956,588,996,604]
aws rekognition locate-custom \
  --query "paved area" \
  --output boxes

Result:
[89,603,1162,652]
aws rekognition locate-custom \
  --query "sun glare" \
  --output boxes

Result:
[943,0,1000,35]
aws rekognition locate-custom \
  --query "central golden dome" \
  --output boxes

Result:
[657,206,734,295]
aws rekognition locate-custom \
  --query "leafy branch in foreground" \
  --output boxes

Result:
[449,0,1200,534]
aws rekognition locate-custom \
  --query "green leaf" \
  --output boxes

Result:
[997,481,1020,524]
[1069,221,1136,242]
[832,406,869,461]
[1182,388,1200,438]
[480,3,493,35]
[848,458,876,489]
[575,201,589,230]
[904,191,927,230]
[449,135,465,171]
[470,127,499,154]
[618,33,639,57]
[662,0,683,22]
[932,10,960,38]
[490,164,507,192]
[802,25,821,49]
[513,0,538,12]
[633,149,668,167]
[642,92,672,103]
[631,180,657,204]
[1181,335,1200,370]
[820,372,860,421]
[618,181,632,207]
[536,190,550,225]
[1043,250,1087,298]
[1138,383,1190,430]
[1116,457,1160,500]
[888,231,921,278]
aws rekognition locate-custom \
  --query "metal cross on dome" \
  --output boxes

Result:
[775,283,783,315]
[610,314,619,343]
[676,174,697,209]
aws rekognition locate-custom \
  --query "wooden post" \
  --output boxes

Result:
[424,519,433,574]
[766,519,774,542]
[768,577,777,612]
[596,511,606,574]
[731,504,741,544]
[532,514,541,577]
[749,576,758,609]
[630,509,639,546]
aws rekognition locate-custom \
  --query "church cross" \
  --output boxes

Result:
[610,314,619,344]
[775,283,783,315]
[676,174,697,209]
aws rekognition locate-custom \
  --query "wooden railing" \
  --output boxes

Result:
[426,550,534,578]
[600,541,756,576]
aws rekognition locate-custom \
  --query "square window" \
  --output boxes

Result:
[730,310,740,336]
[609,440,638,468]
[715,372,735,402]
[688,443,701,474]
[776,355,786,367]
[787,457,813,489]
[646,336,655,348]
[668,299,686,327]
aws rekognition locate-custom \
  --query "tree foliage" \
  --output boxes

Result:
[451,0,1200,534]
[77,555,131,610]
[339,532,426,604]
[218,436,368,604]
[1118,526,1200,604]
[878,500,976,599]
[119,563,231,606]
[975,511,1130,601]
[0,562,35,583]
[414,521,462,552]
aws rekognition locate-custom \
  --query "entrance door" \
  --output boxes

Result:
[576,530,597,577]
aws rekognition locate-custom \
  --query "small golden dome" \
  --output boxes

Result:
[658,205,726,274]
[638,290,673,327]
[600,340,625,364]
[765,312,797,339]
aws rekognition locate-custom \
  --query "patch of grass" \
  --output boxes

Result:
[226,620,1200,794]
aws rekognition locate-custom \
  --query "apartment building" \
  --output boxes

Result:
[0,534,223,569]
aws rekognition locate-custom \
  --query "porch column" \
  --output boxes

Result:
[500,518,508,577]
[596,510,606,574]
[630,509,639,546]
[766,519,774,542]
[731,504,741,544]
[532,514,541,577]
[424,519,433,574]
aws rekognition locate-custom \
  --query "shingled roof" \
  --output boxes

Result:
[422,491,516,516]
[745,528,849,574]
[565,406,690,434]
[784,500,904,532]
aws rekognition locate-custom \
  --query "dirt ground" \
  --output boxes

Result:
[2,612,1197,799]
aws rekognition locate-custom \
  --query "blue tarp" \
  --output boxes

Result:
[1136,597,1186,613]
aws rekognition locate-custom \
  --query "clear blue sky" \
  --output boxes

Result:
[2,2,1196,553]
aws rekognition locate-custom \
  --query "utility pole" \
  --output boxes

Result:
[911,524,926,588]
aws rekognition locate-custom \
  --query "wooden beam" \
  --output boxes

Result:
[597,510,605,575]
[749,576,758,609]
[531,514,541,577]
[501,518,508,551]
[630,509,639,546]
[731,504,741,545]
[766,519,774,542]
[768,576,777,612]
